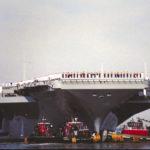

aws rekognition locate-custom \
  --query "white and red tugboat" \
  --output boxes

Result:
[61,117,92,142]
[122,117,150,136]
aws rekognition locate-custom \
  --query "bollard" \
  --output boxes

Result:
[118,134,124,142]
[93,135,97,142]
[72,137,77,143]
[24,137,28,143]
[96,134,101,142]
[112,133,117,142]
[93,134,101,142]
[133,136,139,142]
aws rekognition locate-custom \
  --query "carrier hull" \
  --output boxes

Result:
[0,87,150,139]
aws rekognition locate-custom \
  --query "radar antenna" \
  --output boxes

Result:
[144,63,149,80]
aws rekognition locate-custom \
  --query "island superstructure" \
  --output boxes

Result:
[0,71,150,139]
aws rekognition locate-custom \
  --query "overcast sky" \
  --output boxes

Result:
[0,0,150,83]
[0,0,150,122]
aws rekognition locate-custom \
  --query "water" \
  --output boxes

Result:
[0,142,150,149]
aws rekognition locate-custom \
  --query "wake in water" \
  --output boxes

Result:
[94,118,101,133]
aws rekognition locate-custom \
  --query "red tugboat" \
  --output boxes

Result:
[33,117,54,136]
[27,117,59,143]
[62,117,92,142]
[122,117,150,136]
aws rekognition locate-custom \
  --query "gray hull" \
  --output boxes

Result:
[0,86,150,139]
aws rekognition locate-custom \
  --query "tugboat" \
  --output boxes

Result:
[62,117,92,142]
[33,117,54,136]
[122,117,150,136]
[27,117,60,143]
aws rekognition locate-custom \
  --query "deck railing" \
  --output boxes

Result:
[1,72,148,89]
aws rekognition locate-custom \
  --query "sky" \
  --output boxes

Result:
[0,0,150,83]
[0,0,150,122]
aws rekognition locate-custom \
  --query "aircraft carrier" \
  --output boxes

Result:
[0,71,150,139]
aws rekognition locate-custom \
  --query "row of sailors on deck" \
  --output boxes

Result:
[61,72,144,79]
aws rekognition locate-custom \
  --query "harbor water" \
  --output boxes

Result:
[0,142,150,149]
